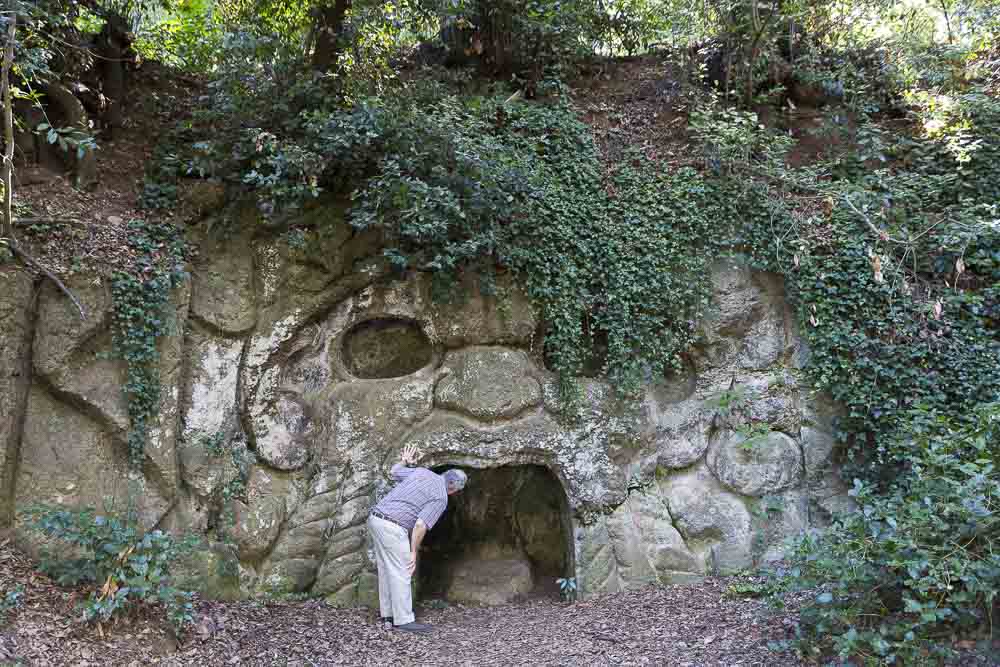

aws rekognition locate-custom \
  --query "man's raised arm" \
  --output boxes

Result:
[391,443,421,481]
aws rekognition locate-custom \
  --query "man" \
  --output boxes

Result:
[367,443,467,634]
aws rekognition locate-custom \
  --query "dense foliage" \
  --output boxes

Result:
[286,90,738,394]
[786,405,1000,664]
[720,49,1000,664]
[22,506,196,633]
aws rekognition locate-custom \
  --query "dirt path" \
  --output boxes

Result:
[1,538,803,666]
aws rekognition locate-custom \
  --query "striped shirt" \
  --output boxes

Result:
[374,465,448,532]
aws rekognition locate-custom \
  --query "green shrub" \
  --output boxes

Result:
[21,506,197,634]
[780,404,1000,664]
[0,586,24,625]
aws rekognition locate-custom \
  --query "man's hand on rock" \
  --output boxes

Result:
[400,443,420,466]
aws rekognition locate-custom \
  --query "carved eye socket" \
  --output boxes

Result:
[341,317,433,379]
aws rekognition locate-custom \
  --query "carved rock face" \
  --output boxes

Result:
[1,232,848,605]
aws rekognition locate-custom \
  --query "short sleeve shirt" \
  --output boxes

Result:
[374,465,448,532]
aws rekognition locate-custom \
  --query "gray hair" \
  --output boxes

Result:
[443,469,467,491]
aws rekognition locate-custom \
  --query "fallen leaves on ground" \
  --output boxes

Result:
[0,538,806,666]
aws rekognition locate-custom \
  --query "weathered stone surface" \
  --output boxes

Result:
[33,277,110,377]
[656,416,711,470]
[0,269,34,523]
[640,377,711,471]
[446,558,534,605]
[604,492,703,586]
[343,318,433,379]
[753,489,810,563]
[239,272,386,472]
[174,540,242,601]
[315,524,369,603]
[248,368,314,471]
[801,426,836,477]
[258,558,324,595]
[697,262,789,370]
[145,283,191,500]
[737,310,787,370]
[240,240,388,472]
[191,238,256,334]
[425,273,537,349]
[39,330,129,436]
[183,330,243,441]
[160,492,210,535]
[651,360,697,405]
[706,429,803,497]
[178,438,242,500]
[14,387,169,537]
[34,283,190,501]
[255,487,336,594]
[576,521,617,596]
[801,392,842,478]
[407,412,626,514]
[180,330,244,496]
[224,466,288,560]
[661,465,753,574]
[8,243,844,604]
[435,347,542,421]
[577,493,702,597]
[320,377,436,476]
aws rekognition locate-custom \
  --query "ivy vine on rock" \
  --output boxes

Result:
[110,219,188,469]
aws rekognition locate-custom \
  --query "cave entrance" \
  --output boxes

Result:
[418,465,573,606]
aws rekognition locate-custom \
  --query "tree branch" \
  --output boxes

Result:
[5,238,86,319]
[15,217,87,226]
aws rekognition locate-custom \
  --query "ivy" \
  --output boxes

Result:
[724,87,1000,662]
[730,90,1000,485]
[110,219,188,468]
[782,405,1000,664]
[283,89,731,397]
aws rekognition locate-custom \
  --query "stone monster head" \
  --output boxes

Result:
[241,263,845,604]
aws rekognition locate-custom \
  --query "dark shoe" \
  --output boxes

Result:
[393,622,432,634]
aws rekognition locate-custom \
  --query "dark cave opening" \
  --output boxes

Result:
[417,464,574,606]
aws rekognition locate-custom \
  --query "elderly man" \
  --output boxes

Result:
[367,443,467,634]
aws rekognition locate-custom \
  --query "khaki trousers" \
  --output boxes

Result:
[367,514,415,626]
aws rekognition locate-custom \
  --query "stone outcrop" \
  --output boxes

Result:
[446,558,534,605]
[0,228,849,606]
[0,270,35,524]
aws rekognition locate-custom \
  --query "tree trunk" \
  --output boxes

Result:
[42,80,98,188]
[311,0,352,71]
[2,12,15,243]
[98,15,130,139]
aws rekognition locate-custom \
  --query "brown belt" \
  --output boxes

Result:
[370,509,410,534]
